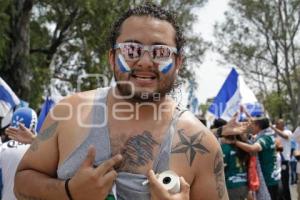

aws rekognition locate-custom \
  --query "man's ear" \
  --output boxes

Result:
[109,49,116,72]
[175,55,184,73]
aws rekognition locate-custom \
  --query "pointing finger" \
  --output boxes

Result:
[95,154,122,175]
[81,146,96,168]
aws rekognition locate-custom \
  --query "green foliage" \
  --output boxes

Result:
[263,91,289,121]
[1,0,207,110]
[214,0,300,127]
[199,103,210,117]
[0,0,10,70]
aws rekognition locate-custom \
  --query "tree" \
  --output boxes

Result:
[263,91,289,121]
[214,0,300,128]
[0,0,207,109]
[0,0,33,99]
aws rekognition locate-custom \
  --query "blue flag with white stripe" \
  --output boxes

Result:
[36,97,55,133]
[0,77,20,116]
[208,68,241,121]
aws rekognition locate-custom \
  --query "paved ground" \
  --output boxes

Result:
[291,184,297,200]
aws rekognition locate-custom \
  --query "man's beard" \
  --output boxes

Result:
[114,71,176,103]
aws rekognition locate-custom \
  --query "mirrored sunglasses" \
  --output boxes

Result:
[114,42,177,63]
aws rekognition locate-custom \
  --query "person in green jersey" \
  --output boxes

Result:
[221,138,249,200]
[233,117,280,200]
[212,118,249,200]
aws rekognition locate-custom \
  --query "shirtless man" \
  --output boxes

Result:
[14,3,228,200]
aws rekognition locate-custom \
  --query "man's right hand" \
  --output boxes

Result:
[68,146,122,200]
[222,113,250,136]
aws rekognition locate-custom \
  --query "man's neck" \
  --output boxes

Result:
[108,87,175,121]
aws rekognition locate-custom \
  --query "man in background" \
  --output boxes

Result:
[271,119,292,200]
[0,107,37,200]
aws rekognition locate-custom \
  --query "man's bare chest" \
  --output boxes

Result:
[109,125,167,173]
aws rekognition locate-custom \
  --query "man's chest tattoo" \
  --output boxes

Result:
[119,131,159,171]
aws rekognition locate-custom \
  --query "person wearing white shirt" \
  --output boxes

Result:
[293,126,300,200]
[0,107,37,200]
[0,140,30,200]
[271,119,292,200]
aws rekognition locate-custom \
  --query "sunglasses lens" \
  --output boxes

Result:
[118,43,173,63]
[121,44,142,61]
[152,46,171,62]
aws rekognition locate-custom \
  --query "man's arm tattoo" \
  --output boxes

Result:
[30,122,59,151]
[171,129,210,166]
[214,149,227,199]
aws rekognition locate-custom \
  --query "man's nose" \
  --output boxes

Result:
[136,50,154,68]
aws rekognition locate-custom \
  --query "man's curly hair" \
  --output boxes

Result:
[109,2,185,55]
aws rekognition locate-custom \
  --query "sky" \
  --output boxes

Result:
[192,0,233,104]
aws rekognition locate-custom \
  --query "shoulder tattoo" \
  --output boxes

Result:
[171,129,210,166]
[30,122,59,151]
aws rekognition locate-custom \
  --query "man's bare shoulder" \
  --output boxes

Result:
[43,89,98,134]
[171,111,227,200]
[50,89,98,115]
[173,111,221,170]
[35,89,100,156]
[176,111,217,145]
[57,89,97,105]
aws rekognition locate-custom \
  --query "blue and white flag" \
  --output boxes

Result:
[207,68,263,121]
[0,77,20,117]
[36,97,55,133]
[208,68,241,121]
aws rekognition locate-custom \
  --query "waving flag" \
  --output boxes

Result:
[208,68,241,121]
[36,97,55,133]
[207,68,263,121]
[0,77,20,117]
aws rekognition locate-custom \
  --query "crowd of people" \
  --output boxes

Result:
[1,2,300,200]
[212,114,300,200]
[2,104,300,200]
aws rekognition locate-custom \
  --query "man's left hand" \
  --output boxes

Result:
[148,170,190,200]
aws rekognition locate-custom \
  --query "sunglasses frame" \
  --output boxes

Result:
[114,42,178,63]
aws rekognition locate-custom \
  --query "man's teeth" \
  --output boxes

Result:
[136,77,153,80]
[133,75,155,80]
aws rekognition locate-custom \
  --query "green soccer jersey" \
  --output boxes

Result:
[221,144,247,189]
[256,132,280,186]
